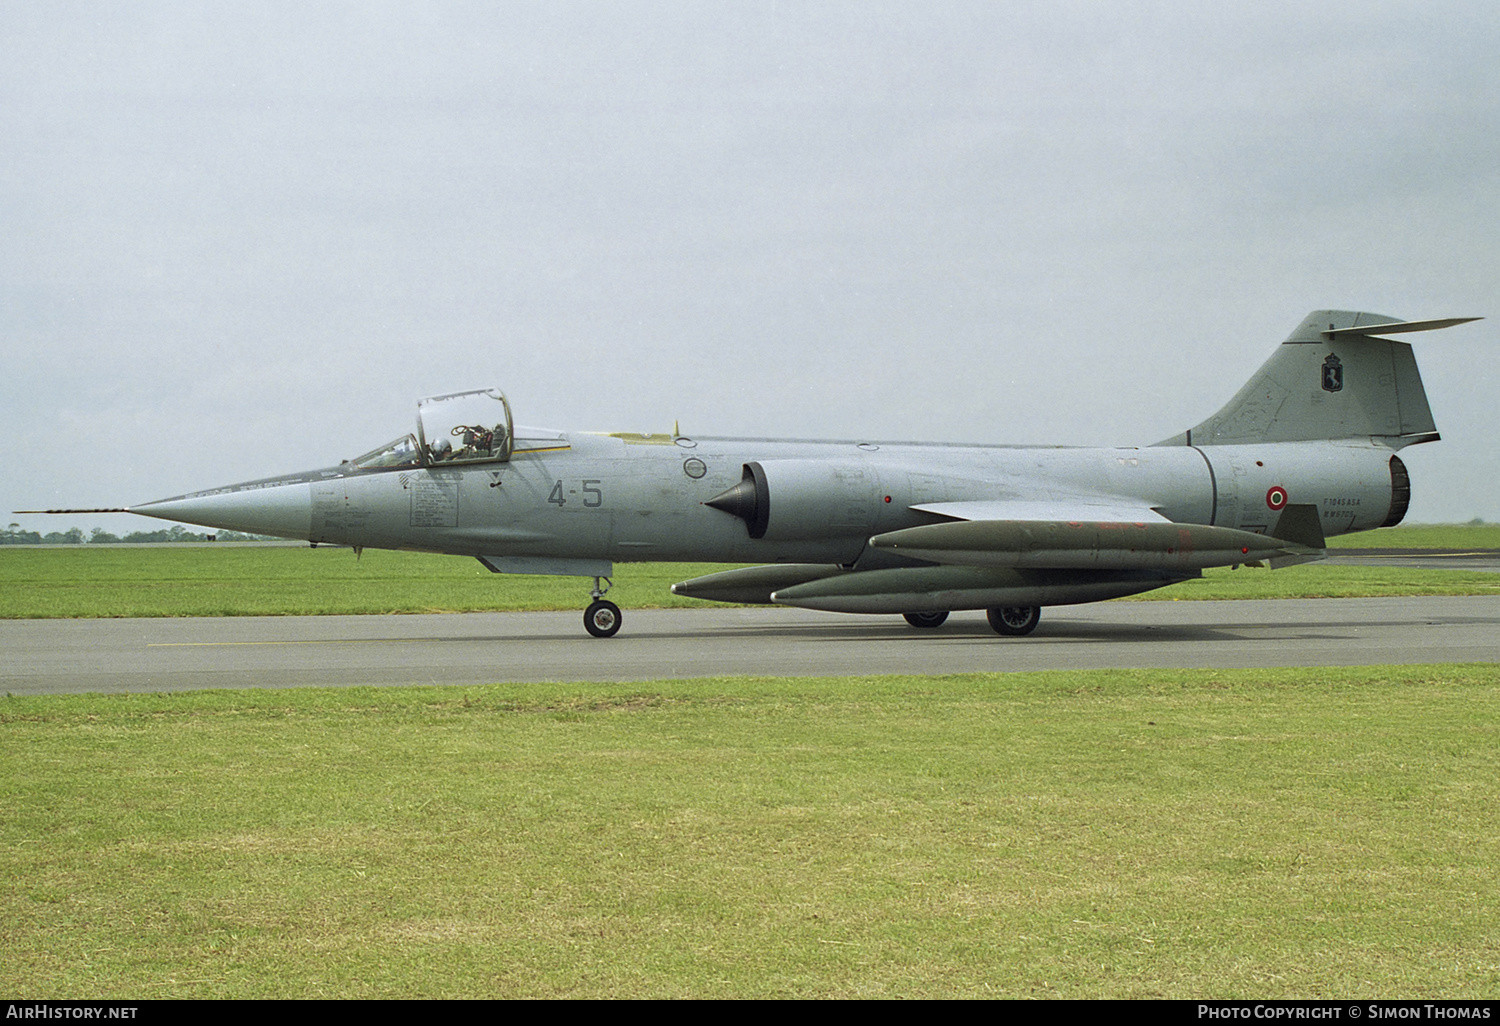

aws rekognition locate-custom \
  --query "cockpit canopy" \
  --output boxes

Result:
[351,388,514,470]
[417,388,513,464]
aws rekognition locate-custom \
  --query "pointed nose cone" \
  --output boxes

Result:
[131,481,313,539]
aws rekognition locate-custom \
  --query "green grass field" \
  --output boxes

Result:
[5,530,1497,996]
[1324,522,1500,549]
[1,522,1497,619]
[4,666,1498,998]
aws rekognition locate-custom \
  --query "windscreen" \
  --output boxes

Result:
[352,434,424,470]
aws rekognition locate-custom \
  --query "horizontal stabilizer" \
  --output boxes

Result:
[1321,317,1480,339]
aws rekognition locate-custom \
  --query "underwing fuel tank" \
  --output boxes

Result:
[868,519,1316,571]
[769,565,1193,615]
[670,563,848,604]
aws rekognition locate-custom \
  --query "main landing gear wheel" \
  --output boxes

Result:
[987,605,1040,636]
[903,611,950,629]
[584,600,622,638]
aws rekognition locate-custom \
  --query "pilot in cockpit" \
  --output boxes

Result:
[456,425,494,454]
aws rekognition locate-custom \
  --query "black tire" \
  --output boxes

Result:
[986,605,1040,636]
[902,611,949,629]
[584,600,622,638]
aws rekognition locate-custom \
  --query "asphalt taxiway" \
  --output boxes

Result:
[1326,549,1500,572]
[4,595,1499,695]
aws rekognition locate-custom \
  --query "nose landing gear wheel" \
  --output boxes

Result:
[902,611,949,629]
[584,600,622,638]
[987,605,1040,636]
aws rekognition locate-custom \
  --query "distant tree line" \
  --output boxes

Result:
[1,523,275,545]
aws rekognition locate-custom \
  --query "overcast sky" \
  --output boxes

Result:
[4,1,1497,534]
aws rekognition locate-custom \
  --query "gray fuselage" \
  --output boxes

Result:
[144,433,1399,566]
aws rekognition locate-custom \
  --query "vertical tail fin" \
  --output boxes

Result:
[1157,311,1479,449]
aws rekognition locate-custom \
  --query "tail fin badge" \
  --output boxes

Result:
[1321,354,1344,392]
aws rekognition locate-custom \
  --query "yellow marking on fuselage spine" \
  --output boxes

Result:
[603,432,678,445]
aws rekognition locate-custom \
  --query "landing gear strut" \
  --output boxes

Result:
[903,610,950,629]
[987,605,1040,636]
[583,576,621,638]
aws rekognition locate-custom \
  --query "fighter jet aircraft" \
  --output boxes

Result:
[41,310,1479,637]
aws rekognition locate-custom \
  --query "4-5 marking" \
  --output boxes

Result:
[548,480,603,508]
